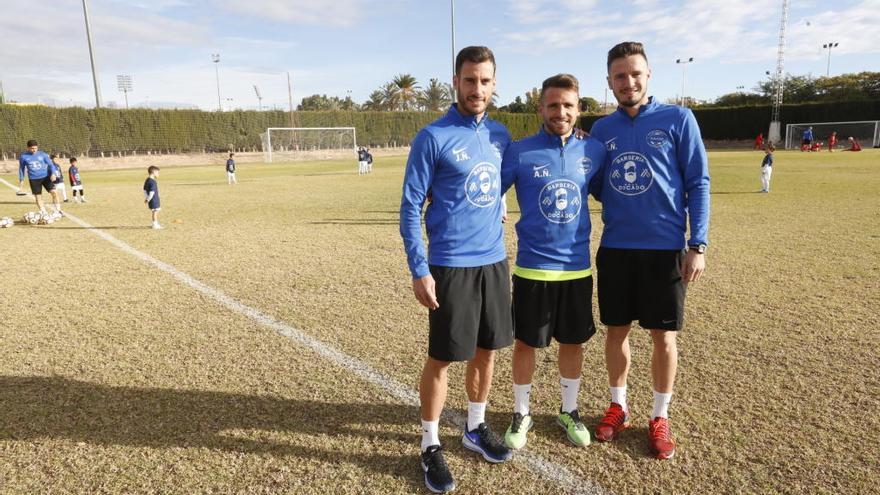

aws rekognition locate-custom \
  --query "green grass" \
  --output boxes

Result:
[1,149,878,494]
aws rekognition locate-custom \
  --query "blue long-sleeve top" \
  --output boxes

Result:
[19,151,54,181]
[589,97,710,249]
[501,127,606,275]
[400,104,511,279]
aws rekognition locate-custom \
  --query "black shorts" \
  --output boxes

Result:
[29,176,55,195]
[512,275,596,348]
[802,138,811,146]
[596,247,686,331]
[428,260,514,362]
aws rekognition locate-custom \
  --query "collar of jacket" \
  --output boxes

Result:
[447,103,489,129]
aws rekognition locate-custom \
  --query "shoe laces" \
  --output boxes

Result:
[601,405,627,428]
[476,423,505,451]
[650,418,671,441]
[562,410,586,430]
[510,413,524,433]
[423,445,449,473]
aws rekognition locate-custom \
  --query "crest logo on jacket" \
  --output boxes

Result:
[609,152,653,196]
[539,179,581,224]
[578,156,593,175]
[466,162,499,207]
[646,129,670,148]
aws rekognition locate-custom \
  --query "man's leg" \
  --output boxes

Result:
[465,347,495,408]
[648,328,677,459]
[557,341,590,447]
[595,324,632,442]
[50,189,61,213]
[419,356,455,493]
[505,340,536,449]
[34,194,45,213]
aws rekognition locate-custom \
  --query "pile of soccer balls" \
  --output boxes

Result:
[0,216,13,228]
[23,210,63,225]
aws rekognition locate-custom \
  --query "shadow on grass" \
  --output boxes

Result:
[32,226,153,230]
[0,200,34,205]
[309,219,399,226]
[710,191,765,195]
[513,411,655,461]
[0,375,423,490]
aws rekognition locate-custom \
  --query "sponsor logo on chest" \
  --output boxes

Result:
[539,179,581,224]
[609,152,653,196]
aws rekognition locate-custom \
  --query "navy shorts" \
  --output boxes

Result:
[29,176,55,195]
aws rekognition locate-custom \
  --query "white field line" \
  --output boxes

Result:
[0,177,610,495]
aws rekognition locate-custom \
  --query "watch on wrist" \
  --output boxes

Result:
[688,244,707,254]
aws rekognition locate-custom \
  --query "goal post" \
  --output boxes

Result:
[261,127,358,163]
[784,121,879,150]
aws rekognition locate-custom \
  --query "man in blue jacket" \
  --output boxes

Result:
[589,42,710,460]
[400,46,512,494]
[499,74,606,451]
[18,139,63,215]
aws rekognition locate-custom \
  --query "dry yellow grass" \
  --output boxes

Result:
[0,149,878,494]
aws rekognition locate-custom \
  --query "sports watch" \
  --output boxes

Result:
[688,244,707,254]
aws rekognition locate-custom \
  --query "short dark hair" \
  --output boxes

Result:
[455,46,496,76]
[50,154,57,159]
[607,41,648,71]
[148,166,160,174]
[767,144,776,152]
[69,157,77,163]
[540,74,580,101]
[27,139,38,147]
[229,152,234,157]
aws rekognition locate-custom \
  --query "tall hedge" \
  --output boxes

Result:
[0,105,546,158]
[580,100,880,140]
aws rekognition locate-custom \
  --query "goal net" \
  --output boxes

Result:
[784,121,879,150]
[260,127,358,163]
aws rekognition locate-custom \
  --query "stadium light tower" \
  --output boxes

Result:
[81,0,103,108]
[823,42,839,77]
[253,85,263,110]
[768,0,790,145]
[450,0,456,97]
[676,57,694,107]
[116,74,133,109]
[211,53,221,111]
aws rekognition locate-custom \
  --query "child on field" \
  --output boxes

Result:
[760,145,774,193]
[143,166,162,229]
[68,157,86,202]
[226,152,237,185]
[50,154,69,202]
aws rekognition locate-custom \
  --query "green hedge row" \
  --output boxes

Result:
[579,100,880,140]
[0,106,544,158]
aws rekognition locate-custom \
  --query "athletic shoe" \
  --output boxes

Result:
[63,199,69,203]
[557,409,590,447]
[648,417,676,460]
[594,402,631,442]
[80,198,87,203]
[462,423,512,463]
[421,445,455,493]
[504,412,533,450]
[152,222,163,230]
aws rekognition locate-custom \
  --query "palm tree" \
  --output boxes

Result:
[381,82,398,111]
[362,90,386,111]
[418,78,453,111]
[391,73,420,111]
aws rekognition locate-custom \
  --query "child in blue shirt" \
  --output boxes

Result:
[143,166,161,229]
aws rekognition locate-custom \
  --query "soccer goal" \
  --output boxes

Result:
[260,127,358,163]
[784,121,879,150]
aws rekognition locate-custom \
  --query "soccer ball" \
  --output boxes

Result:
[0,217,12,228]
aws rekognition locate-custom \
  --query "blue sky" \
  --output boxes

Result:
[2,0,878,110]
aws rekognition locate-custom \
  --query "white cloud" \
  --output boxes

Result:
[216,0,367,27]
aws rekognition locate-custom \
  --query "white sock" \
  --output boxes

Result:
[560,377,580,413]
[611,386,628,410]
[513,383,531,416]
[467,401,487,431]
[652,391,672,419]
[421,419,440,451]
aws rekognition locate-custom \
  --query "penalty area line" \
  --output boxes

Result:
[0,177,611,495]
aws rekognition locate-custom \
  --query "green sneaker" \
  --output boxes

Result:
[504,412,533,450]
[557,409,590,447]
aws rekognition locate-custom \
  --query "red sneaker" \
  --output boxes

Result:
[648,417,676,459]
[594,403,631,442]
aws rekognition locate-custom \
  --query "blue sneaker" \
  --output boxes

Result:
[421,445,455,493]
[462,423,512,463]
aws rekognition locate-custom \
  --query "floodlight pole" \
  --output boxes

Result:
[212,53,221,111]
[116,74,133,109]
[823,42,838,77]
[450,0,456,96]
[82,0,103,108]
[675,57,694,107]
[253,84,263,110]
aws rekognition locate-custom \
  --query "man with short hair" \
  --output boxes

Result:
[400,45,513,494]
[18,139,63,215]
[500,73,606,450]
[802,126,813,151]
[589,41,710,460]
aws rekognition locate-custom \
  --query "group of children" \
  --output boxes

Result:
[758,129,865,193]
[357,146,373,174]
[16,140,86,219]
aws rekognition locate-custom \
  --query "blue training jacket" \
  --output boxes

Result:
[501,127,606,272]
[400,104,511,279]
[589,97,710,249]
[19,151,54,181]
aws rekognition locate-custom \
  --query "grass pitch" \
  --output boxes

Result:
[0,149,878,494]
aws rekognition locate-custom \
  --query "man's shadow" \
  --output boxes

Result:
[0,375,422,489]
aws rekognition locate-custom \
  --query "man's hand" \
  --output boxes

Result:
[412,274,439,310]
[573,127,589,139]
[681,250,705,283]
